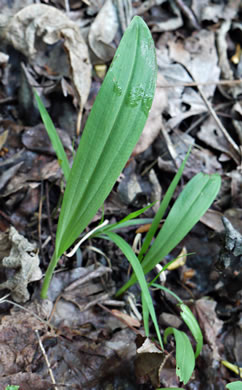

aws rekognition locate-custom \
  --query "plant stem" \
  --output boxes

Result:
[40,250,58,298]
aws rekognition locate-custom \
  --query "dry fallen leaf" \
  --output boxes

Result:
[0,130,8,150]
[135,337,166,387]
[88,0,118,62]
[1,4,91,108]
[111,309,141,328]
[195,298,223,361]
[0,227,42,302]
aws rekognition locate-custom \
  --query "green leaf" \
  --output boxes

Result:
[150,285,203,358]
[151,283,183,303]
[105,232,163,349]
[94,202,155,236]
[55,16,157,259]
[138,147,191,260]
[179,303,203,358]
[95,218,153,235]
[226,382,242,390]
[34,90,70,181]
[164,327,195,385]
[5,386,20,390]
[141,291,150,337]
[120,172,221,292]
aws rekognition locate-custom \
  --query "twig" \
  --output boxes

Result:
[0,294,52,328]
[184,69,241,164]
[174,0,200,30]
[197,85,241,162]
[159,79,242,88]
[0,96,16,104]
[64,0,70,13]
[160,121,179,169]
[35,329,59,390]
[116,0,132,32]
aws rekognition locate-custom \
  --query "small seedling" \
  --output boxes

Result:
[35,16,157,299]
[35,16,221,385]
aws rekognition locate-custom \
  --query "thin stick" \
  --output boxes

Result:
[197,85,240,161]
[159,78,242,88]
[35,329,59,390]
[0,295,52,328]
[174,0,200,30]
[184,69,241,164]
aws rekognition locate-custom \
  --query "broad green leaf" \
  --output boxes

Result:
[55,16,157,258]
[179,304,203,358]
[119,172,221,293]
[138,147,191,260]
[164,327,195,385]
[226,382,242,390]
[142,173,221,275]
[34,90,70,181]
[105,232,163,349]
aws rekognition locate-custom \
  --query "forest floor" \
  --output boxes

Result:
[0,1,241,389]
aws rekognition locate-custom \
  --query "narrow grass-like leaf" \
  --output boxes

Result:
[119,173,221,293]
[164,327,195,385]
[95,218,153,236]
[226,382,242,390]
[141,291,150,338]
[138,148,191,260]
[105,232,163,349]
[55,16,157,259]
[179,303,203,358]
[156,388,185,390]
[149,252,195,286]
[34,90,70,180]
[151,284,202,357]
[151,283,183,303]
[94,203,155,236]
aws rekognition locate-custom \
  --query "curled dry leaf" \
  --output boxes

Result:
[1,4,91,108]
[0,227,42,302]
[135,337,167,387]
[195,298,223,362]
[88,0,119,62]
